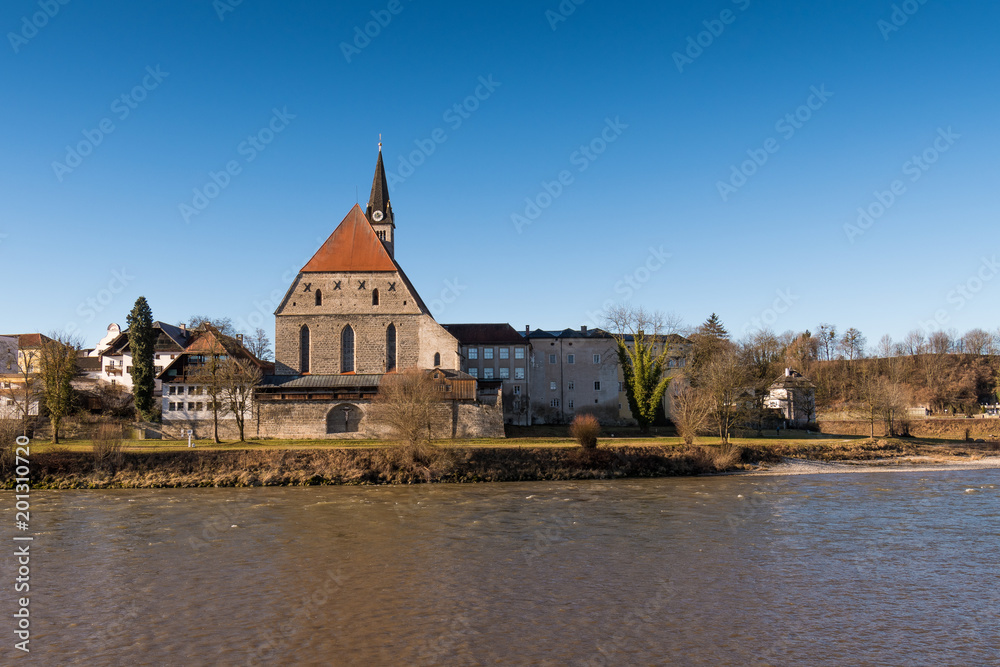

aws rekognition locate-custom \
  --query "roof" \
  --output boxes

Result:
[526,328,613,339]
[76,357,101,371]
[260,374,384,389]
[442,323,525,345]
[301,204,397,273]
[0,333,54,348]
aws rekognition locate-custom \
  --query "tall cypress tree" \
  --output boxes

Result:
[127,296,156,421]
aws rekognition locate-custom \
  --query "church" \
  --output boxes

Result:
[255,146,504,438]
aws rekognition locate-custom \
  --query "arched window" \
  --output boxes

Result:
[300,325,310,373]
[315,289,322,306]
[341,325,355,373]
[372,288,379,306]
[386,324,397,372]
[433,352,441,367]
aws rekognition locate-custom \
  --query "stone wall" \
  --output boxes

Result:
[274,272,460,375]
[819,417,1000,440]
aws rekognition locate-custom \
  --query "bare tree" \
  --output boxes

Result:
[245,328,273,362]
[1,347,42,437]
[875,334,895,360]
[669,382,712,445]
[740,330,784,436]
[838,328,866,361]
[184,316,239,337]
[221,358,263,441]
[190,338,227,444]
[928,330,952,355]
[367,368,446,447]
[903,329,926,357]
[817,323,837,361]
[38,335,80,444]
[604,304,682,432]
[854,366,884,438]
[701,345,749,447]
[961,328,995,356]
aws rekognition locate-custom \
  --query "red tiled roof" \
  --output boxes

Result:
[301,204,396,273]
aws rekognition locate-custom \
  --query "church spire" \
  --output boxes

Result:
[365,141,395,258]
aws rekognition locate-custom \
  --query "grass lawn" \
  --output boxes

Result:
[28,429,875,454]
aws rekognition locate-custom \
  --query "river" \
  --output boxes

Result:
[5,471,999,665]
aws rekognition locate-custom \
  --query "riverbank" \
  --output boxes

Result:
[4,437,997,489]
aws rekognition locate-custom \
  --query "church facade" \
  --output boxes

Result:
[256,148,503,439]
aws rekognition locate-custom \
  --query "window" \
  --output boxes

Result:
[168,402,177,412]
[594,381,601,391]
[315,289,322,306]
[177,386,185,395]
[568,381,574,391]
[372,288,379,306]
[469,368,478,378]
[484,368,494,379]
[618,382,624,392]
[468,348,478,360]
[593,354,601,364]
[341,325,355,372]
[188,402,196,411]
[548,354,556,364]
[513,385,521,395]
[567,354,575,364]
[386,324,397,372]
[433,352,441,367]
[300,325,310,373]
[196,402,204,411]
[168,386,176,395]
[484,348,494,360]
[550,381,557,390]
[499,367,509,379]
[514,367,524,379]
[568,400,574,409]
[550,399,560,408]
[499,348,509,359]
[514,347,524,359]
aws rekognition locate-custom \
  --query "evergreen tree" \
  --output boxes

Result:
[127,297,156,421]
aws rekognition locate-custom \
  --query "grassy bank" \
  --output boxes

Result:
[5,435,995,489]
[5,444,742,489]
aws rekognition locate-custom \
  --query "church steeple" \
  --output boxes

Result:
[365,138,395,258]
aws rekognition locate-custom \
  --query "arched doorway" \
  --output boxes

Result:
[326,403,362,434]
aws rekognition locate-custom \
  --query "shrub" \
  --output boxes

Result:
[92,421,125,471]
[570,414,600,449]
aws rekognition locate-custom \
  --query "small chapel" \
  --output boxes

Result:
[255,146,503,438]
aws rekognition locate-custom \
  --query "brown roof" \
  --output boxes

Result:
[0,333,53,348]
[301,204,396,273]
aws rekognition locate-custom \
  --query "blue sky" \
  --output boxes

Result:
[3,0,998,348]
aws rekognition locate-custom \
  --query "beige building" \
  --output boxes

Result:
[443,323,531,425]
[526,327,621,424]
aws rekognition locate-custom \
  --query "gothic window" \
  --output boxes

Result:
[300,325,310,373]
[315,289,322,306]
[386,324,397,372]
[372,289,379,306]
[434,352,441,367]
[341,325,355,373]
